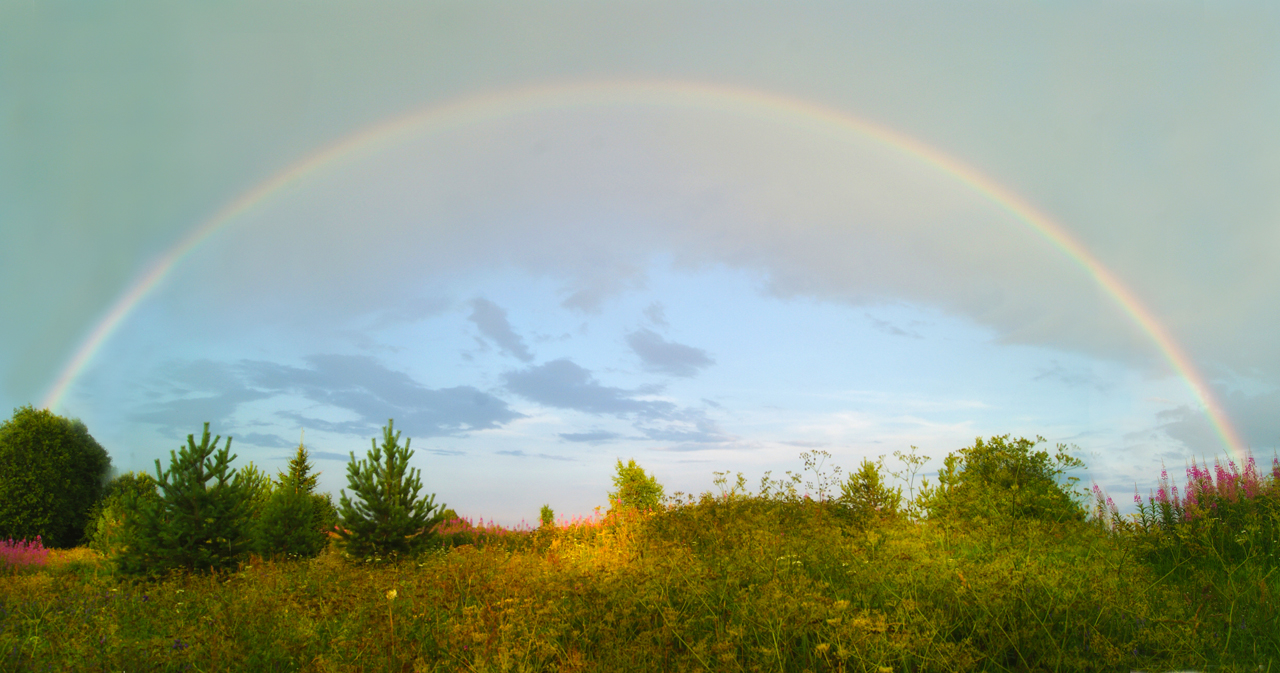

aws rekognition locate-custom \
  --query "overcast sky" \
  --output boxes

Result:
[4,2,1279,524]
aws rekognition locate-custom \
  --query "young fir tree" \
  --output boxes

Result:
[335,420,444,560]
[114,423,251,577]
[607,459,665,513]
[254,435,332,559]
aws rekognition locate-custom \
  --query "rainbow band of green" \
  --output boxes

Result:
[40,80,1246,460]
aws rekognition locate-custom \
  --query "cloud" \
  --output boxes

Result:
[1033,361,1114,391]
[626,328,715,377]
[137,354,523,440]
[865,313,921,339]
[559,430,622,443]
[1156,389,1280,455]
[467,298,533,362]
[503,358,676,418]
[643,302,668,327]
[235,432,296,449]
[495,449,574,461]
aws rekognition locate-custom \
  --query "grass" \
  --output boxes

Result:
[2,458,1278,672]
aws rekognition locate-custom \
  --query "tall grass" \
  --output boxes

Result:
[1,456,1277,671]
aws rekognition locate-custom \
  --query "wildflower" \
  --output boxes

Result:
[386,589,398,601]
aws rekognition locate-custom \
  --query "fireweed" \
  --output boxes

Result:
[0,536,47,572]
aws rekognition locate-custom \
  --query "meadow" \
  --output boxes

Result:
[1,450,1278,672]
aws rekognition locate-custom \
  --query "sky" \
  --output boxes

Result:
[3,2,1280,525]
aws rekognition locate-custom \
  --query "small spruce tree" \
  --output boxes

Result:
[84,471,161,556]
[255,437,331,560]
[335,420,444,560]
[839,457,903,526]
[113,423,251,577]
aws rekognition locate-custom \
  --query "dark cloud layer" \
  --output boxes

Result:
[559,430,622,443]
[503,358,675,418]
[626,328,714,377]
[467,298,534,362]
[137,354,523,439]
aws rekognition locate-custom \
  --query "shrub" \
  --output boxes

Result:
[921,434,1086,525]
[112,423,252,577]
[334,420,445,560]
[0,405,112,548]
[607,458,664,512]
[539,504,555,528]
[254,441,333,560]
[83,471,161,556]
[839,457,902,526]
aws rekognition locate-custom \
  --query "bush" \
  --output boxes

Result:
[334,420,445,560]
[254,441,334,560]
[608,458,664,512]
[921,434,1086,525]
[839,457,902,526]
[0,405,112,548]
[112,423,252,577]
[83,471,161,556]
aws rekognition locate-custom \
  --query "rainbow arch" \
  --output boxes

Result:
[39,80,1246,460]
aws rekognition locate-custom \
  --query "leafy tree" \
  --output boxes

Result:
[113,423,252,577]
[539,504,555,528]
[839,457,902,526]
[921,435,1086,525]
[254,440,333,559]
[608,459,665,512]
[0,405,112,548]
[334,420,444,560]
[84,471,161,556]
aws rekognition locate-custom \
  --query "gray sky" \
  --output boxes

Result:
[4,2,1279,523]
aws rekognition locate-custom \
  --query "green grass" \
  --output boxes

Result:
[3,466,1278,672]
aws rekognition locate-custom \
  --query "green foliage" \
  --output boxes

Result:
[0,406,113,548]
[539,504,555,528]
[254,441,333,560]
[237,461,275,520]
[607,458,664,512]
[335,420,444,560]
[84,471,160,556]
[839,457,902,526]
[113,423,252,577]
[921,434,1087,525]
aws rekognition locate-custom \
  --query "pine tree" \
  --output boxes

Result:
[335,420,444,560]
[114,423,251,577]
[254,435,331,560]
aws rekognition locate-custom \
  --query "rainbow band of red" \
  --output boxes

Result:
[40,80,1246,460]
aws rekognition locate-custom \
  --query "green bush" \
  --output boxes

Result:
[0,405,112,548]
[922,434,1086,525]
[113,423,252,577]
[334,420,445,560]
[608,458,664,512]
[839,457,902,526]
[83,471,161,556]
[254,441,333,560]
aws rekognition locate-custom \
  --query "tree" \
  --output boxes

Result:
[608,459,664,512]
[839,457,902,526]
[0,405,112,548]
[921,435,1086,525]
[84,471,161,556]
[254,438,333,560]
[113,423,252,577]
[334,420,444,560]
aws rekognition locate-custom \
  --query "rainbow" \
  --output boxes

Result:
[39,80,1247,459]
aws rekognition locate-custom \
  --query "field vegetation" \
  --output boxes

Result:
[1,419,1278,672]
